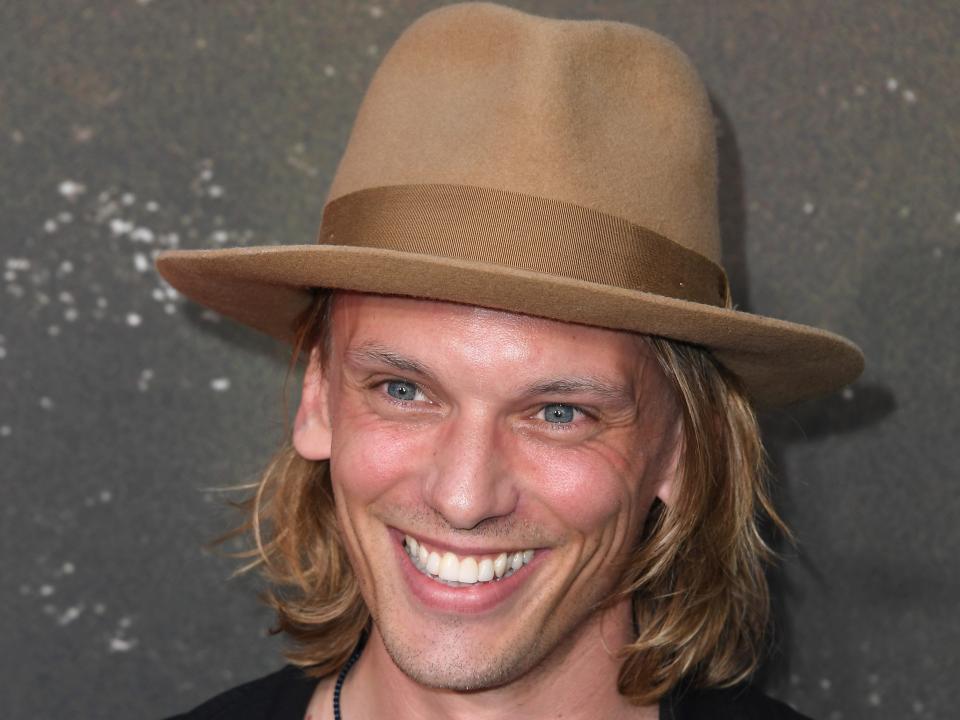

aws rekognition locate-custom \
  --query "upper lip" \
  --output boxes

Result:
[393,527,541,557]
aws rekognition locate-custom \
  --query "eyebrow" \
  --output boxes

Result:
[522,377,636,406]
[345,345,435,378]
[345,343,637,407]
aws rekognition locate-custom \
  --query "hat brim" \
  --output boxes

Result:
[154,244,863,407]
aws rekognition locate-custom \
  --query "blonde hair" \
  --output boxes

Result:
[226,288,790,704]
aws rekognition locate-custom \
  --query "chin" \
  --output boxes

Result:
[378,627,543,691]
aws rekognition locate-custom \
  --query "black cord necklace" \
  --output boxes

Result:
[332,636,366,720]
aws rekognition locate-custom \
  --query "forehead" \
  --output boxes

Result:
[326,291,657,384]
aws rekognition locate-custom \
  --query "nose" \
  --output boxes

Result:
[422,407,519,530]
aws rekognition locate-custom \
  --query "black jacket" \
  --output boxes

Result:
[167,665,813,719]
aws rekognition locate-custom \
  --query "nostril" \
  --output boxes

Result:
[422,420,518,528]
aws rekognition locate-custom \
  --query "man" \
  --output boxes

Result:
[157,3,863,718]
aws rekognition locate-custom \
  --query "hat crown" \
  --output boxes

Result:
[326,1,721,264]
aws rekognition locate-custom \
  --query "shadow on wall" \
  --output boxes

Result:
[711,96,897,689]
[181,301,291,363]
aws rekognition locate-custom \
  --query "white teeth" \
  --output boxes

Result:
[493,552,508,578]
[457,557,479,584]
[439,552,460,582]
[477,558,494,582]
[403,536,536,586]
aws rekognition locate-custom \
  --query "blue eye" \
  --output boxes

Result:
[386,380,419,401]
[543,403,576,423]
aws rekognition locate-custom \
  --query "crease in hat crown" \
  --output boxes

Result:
[326,1,721,265]
[154,1,865,406]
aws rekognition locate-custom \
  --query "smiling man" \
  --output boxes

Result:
[293,291,681,714]
[157,3,863,719]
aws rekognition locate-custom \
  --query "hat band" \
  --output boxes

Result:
[317,183,729,307]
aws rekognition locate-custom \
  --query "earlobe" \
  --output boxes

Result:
[293,350,333,461]
[655,416,683,507]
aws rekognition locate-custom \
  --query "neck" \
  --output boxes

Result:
[336,598,658,720]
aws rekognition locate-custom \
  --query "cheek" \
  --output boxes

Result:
[516,437,651,536]
[329,401,431,503]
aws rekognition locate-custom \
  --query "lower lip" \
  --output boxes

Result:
[389,528,548,615]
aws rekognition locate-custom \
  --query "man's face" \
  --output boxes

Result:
[294,292,681,690]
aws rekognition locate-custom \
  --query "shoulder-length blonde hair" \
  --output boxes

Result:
[226,287,790,705]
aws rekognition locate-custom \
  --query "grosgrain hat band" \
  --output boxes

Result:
[318,184,730,308]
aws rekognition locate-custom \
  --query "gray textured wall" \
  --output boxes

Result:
[2,2,957,718]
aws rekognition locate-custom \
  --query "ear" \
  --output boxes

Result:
[293,347,332,461]
[653,413,684,507]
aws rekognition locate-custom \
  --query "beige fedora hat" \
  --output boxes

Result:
[155,1,863,406]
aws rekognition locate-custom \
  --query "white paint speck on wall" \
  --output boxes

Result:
[110,218,134,236]
[210,377,231,392]
[57,180,86,200]
[108,636,138,653]
[57,605,83,627]
[131,227,155,243]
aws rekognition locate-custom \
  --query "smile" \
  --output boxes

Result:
[403,534,536,586]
